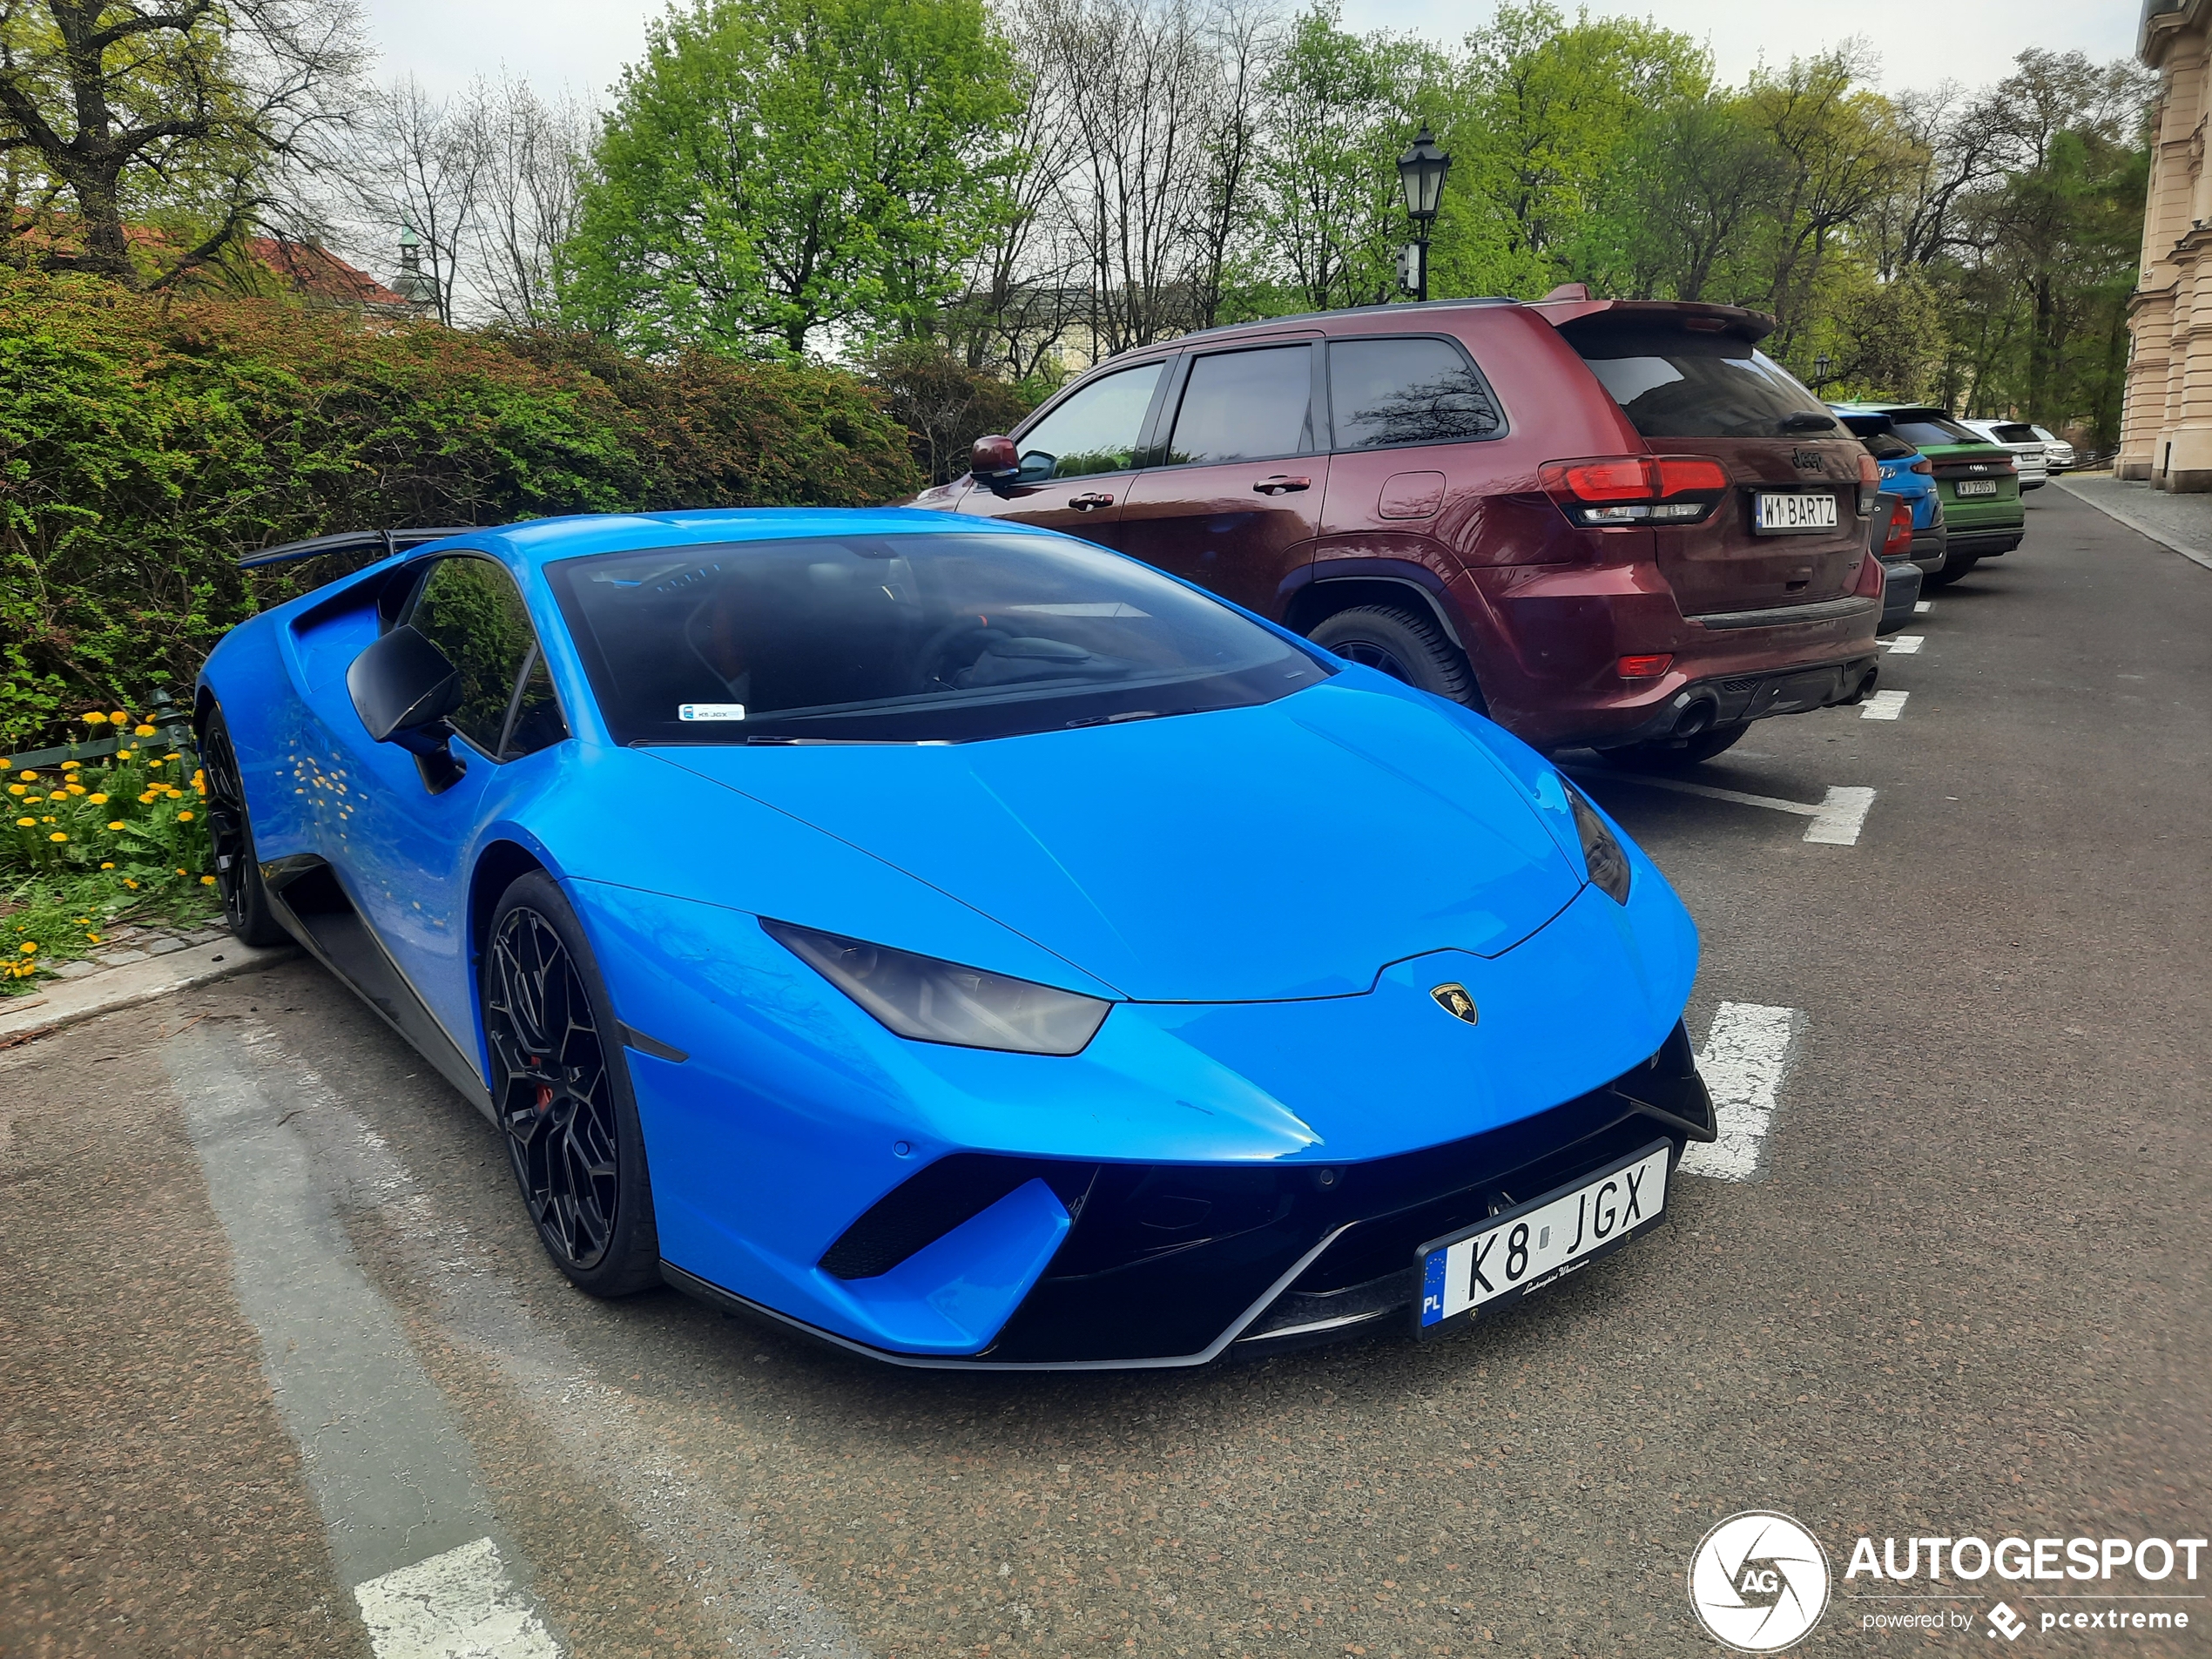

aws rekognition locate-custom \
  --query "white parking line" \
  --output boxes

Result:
[1884,634,1925,655]
[1913,600,1932,614]
[1679,1002,1803,1182]
[1571,772,1878,846]
[1860,690,1910,720]
[354,1538,559,1659]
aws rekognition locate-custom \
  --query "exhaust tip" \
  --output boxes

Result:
[1673,698,1716,738]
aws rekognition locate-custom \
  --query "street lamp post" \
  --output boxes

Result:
[1396,124,1452,303]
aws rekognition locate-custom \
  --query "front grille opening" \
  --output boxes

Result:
[819,1155,1095,1280]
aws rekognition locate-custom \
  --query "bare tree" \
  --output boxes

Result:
[344,75,484,325]
[465,75,591,327]
[0,0,368,287]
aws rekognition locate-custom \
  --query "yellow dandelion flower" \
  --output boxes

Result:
[164,752,181,761]
[82,711,108,725]
[88,792,107,804]
[85,932,101,942]
[13,817,32,827]
[175,867,186,876]
[66,784,85,795]
[17,771,36,781]
[99,861,114,870]
[61,760,80,771]
[50,832,68,843]
[106,820,125,831]
[124,878,139,888]
[5,785,22,797]
[199,875,216,887]
[0,758,10,770]
[134,724,157,738]
[18,942,35,954]
[109,711,127,725]
[176,810,193,822]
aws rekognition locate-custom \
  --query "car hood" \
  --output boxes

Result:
[649,676,1587,1002]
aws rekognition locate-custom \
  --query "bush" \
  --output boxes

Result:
[864,341,1042,485]
[0,270,922,749]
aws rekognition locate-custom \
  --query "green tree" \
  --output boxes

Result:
[0,0,365,287]
[560,0,1024,357]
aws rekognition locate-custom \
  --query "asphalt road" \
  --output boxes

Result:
[3,485,2206,1659]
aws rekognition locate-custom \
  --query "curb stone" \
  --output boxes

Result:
[0,938,298,1048]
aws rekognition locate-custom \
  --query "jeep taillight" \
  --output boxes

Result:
[1539,455,1730,526]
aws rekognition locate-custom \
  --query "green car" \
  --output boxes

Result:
[1829,405,2025,586]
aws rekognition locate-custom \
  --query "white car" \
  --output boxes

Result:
[2030,424,2078,472]
[1961,420,2047,489]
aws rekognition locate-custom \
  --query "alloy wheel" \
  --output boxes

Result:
[485,907,621,1270]
[1331,640,1414,683]
[199,718,254,935]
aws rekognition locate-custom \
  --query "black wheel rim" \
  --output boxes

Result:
[1332,640,1413,683]
[200,718,253,934]
[485,908,620,1271]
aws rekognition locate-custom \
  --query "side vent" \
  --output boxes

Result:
[819,1156,1095,1280]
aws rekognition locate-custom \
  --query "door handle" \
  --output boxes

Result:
[1069,491,1115,510]
[1253,475,1312,495]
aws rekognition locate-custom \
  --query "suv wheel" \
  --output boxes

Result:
[1598,722,1750,772]
[1308,604,1475,705]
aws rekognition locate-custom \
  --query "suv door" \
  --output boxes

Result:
[956,358,1169,546]
[1116,341,1325,616]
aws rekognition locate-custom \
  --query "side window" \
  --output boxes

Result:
[1329,337,1501,450]
[1164,346,1315,465]
[1015,361,1165,481]
[407,556,570,759]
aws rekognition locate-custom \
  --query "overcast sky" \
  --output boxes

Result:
[358,0,2140,105]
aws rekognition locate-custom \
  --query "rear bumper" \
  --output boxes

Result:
[1947,528,2023,557]
[1907,523,1947,575]
[664,1026,1716,1368]
[1878,558,1924,635]
[1453,562,1883,750]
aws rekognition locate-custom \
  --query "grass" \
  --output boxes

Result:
[1,868,224,995]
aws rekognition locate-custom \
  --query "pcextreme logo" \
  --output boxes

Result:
[1689,1512,1832,1652]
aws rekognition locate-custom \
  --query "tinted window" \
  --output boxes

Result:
[1563,321,1833,439]
[1988,423,2037,444]
[1862,433,1917,462]
[547,532,1327,746]
[408,557,568,758]
[1885,414,1979,448]
[1165,347,1315,464]
[1015,361,1164,480]
[1330,337,1501,448]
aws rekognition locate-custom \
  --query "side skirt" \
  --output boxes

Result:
[260,855,496,1124]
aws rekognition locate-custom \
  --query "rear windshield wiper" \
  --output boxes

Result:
[1781,411,1839,433]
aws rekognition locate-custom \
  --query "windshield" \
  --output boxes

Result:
[1561,320,1833,439]
[546,531,1328,745]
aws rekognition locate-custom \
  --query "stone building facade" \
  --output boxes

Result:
[2125,0,2212,485]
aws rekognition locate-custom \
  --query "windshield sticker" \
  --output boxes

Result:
[678,703,746,722]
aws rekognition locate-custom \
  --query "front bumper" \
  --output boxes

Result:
[665,1024,1716,1368]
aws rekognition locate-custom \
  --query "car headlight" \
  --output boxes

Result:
[1562,780,1632,904]
[762,919,1111,1055]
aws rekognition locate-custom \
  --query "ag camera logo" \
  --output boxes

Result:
[1689,1511,1831,1651]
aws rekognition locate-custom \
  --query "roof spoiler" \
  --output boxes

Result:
[1833,412,1895,437]
[237,526,476,571]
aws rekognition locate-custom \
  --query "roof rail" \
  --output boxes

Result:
[236,526,477,571]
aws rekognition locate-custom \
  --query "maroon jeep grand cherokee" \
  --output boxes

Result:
[914,296,1882,763]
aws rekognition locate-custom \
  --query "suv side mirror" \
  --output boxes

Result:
[972,434,1020,495]
[346,624,469,793]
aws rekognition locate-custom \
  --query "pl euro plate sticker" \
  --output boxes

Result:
[678,704,746,721]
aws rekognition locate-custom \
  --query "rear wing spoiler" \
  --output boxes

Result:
[237,527,476,571]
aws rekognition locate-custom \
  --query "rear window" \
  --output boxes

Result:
[546,531,1328,745]
[1988,423,2037,444]
[1561,320,1833,439]
[1862,433,1917,462]
[1886,413,1979,448]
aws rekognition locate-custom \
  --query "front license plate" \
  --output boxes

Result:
[1416,1141,1671,1332]
[1753,491,1839,532]
[1955,479,1999,496]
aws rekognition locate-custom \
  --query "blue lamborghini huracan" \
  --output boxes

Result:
[199,509,1715,1369]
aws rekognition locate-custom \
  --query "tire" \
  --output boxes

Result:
[482,870,662,1296]
[1923,553,1979,589]
[1598,721,1751,772]
[1308,604,1476,705]
[199,704,289,947]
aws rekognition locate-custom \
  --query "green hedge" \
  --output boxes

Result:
[0,270,922,747]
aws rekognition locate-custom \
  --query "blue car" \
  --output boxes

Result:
[1831,408,1946,577]
[199,509,1714,1368]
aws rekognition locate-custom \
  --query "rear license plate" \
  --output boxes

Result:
[1416,1141,1671,1333]
[1955,479,1999,497]
[1753,491,1839,533]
